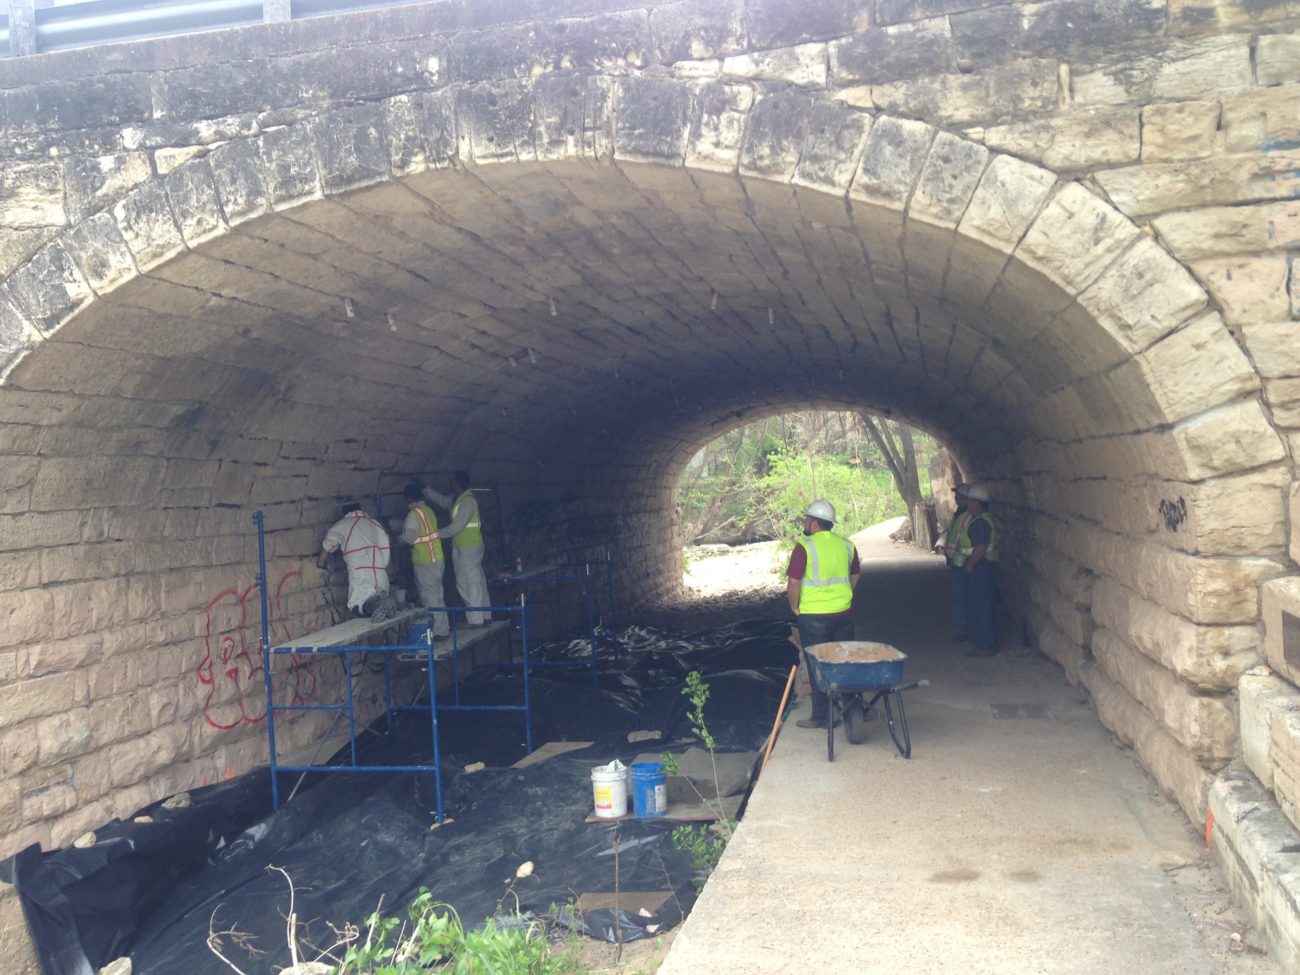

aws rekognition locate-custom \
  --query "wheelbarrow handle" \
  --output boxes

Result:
[896,679,929,692]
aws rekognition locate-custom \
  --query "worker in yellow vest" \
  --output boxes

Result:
[955,484,999,657]
[934,483,973,643]
[400,483,449,637]
[422,471,491,626]
[785,500,861,730]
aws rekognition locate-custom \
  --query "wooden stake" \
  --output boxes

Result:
[761,665,798,774]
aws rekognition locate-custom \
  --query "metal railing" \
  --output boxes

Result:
[4,0,431,58]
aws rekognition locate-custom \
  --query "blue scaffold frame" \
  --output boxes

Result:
[252,510,534,825]
[488,559,618,688]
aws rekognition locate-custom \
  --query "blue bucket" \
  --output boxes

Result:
[630,762,668,818]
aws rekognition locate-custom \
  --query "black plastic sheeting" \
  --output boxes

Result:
[3,617,799,975]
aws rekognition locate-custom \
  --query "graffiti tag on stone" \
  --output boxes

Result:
[1157,496,1187,532]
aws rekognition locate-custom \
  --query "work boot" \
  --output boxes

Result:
[795,716,827,729]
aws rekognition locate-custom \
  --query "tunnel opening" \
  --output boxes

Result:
[0,83,1290,883]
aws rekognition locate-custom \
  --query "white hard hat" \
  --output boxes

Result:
[963,484,990,503]
[805,499,836,523]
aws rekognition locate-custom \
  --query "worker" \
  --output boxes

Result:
[318,502,395,621]
[934,484,973,643]
[787,499,861,730]
[400,483,449,638]
[422,471,491,627]
[955,484,999,657]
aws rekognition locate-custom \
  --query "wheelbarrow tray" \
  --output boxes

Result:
[805,642,907,692]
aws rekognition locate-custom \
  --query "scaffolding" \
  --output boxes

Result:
[488,559,618,687]
[253,510,533,824]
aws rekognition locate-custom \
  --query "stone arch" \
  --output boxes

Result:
[0,75,1290,849]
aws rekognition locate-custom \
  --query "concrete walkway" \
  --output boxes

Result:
[658,558,1278,975]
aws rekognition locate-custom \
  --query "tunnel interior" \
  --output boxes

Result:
[1,101,1291,856]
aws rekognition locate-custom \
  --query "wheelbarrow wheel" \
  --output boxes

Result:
[882,690,912,759]
[843,696,870,745]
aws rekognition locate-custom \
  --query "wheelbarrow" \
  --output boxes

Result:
[804,641,928,761]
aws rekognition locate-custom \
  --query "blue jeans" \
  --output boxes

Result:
[948,563,967,637]
[799,613,856,721]
[965,562,997,652]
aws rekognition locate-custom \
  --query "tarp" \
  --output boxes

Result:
[3,618,799,975]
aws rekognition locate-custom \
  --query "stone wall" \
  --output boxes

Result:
[0,0,1297,880]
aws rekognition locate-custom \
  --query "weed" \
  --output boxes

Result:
[662,672,737,889]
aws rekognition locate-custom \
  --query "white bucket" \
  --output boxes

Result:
[591,760,628,819]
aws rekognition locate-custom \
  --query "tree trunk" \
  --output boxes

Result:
[860,415,925,542]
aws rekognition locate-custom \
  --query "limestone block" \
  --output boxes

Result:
[650,0,745,63]
[1018,182,1139,294]
[1219,85,1300,154]
[1272,709,1300,831]
[864,58,1059,127]
[35,709,93,763]
[1092,628,1235,766]
[908,131,988,230]
[309,103,390,193]
[671,59,721,79]
[535,75,613,164]
[21,779,77,823]
[0,726,39,779]
[1078,235,1209,353]
[739,88,815,182]
[744,0,867,47]
[1263,577,1300,686]
[1028,607,1088,685]
[1190,255,1290,325]
[1072,33,1253,106]
[30,455,164,511]
[0,671,78,728]
[112,182,185,272]
[722,43,828,87]
[1168,0,1292,35]
[1140,100,1219,162]
[614,77,692,164]
[1152,200,1300,262]
[792,101,872,198]
[451,10,647,80]
[1118,310,1259,427]
[1077,523,1279,624]
[1257,32,1300,87]
[105,723,191,790]
[22,633,104,678]
[0,294,40,377]
[61,213,139,295]
[981,108,1140,171]
[1082,663,1211,822]
[830,20,953,86]
[0,589,56,651]
[63,153,152,224]
[957,153,1057,253]
[850,114,934,227]
[1096,152,1300,219]
[160,159,228,250]
[1240,671,1300,793]
[153,146,207,175]
[206,139,271,227]
[2,240,93,335]
[1267,378,1300,427]
[1291,484,1300,567]
[0,163,65,229]
[258,124,326,209]
[0,227,57,278]
[1091,578,1259,690]
[1158,399,1287,482]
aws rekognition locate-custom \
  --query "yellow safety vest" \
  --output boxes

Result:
[451,490,484,549]
[797,531,855,615]
[954,512,998,566]
[410,503,443,565]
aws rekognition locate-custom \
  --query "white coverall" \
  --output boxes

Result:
[322,511,391,612]
[400,504,449,636]
[423,487,490,625]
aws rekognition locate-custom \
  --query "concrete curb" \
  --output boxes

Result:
[1208,764,1300,972]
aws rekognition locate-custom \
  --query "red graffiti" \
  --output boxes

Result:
[197,570,328,731]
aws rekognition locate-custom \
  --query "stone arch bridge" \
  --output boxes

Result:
[0,0,1298,895]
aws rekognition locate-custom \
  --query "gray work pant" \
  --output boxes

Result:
[412,560,449,636]
[452,544,490,624]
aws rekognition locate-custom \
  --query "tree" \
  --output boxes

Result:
[858,414,925,541]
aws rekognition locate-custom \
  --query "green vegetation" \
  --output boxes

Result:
[677,411,941,547]
[663,672,736,890]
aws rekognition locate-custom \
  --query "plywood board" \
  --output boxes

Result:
[584,793,742,824]
[512,740,594,769]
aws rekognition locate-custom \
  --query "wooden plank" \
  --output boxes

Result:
[575,891,673,915]
[584,793,742,824]
[512,740,594,769]
[273,607,424,651]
